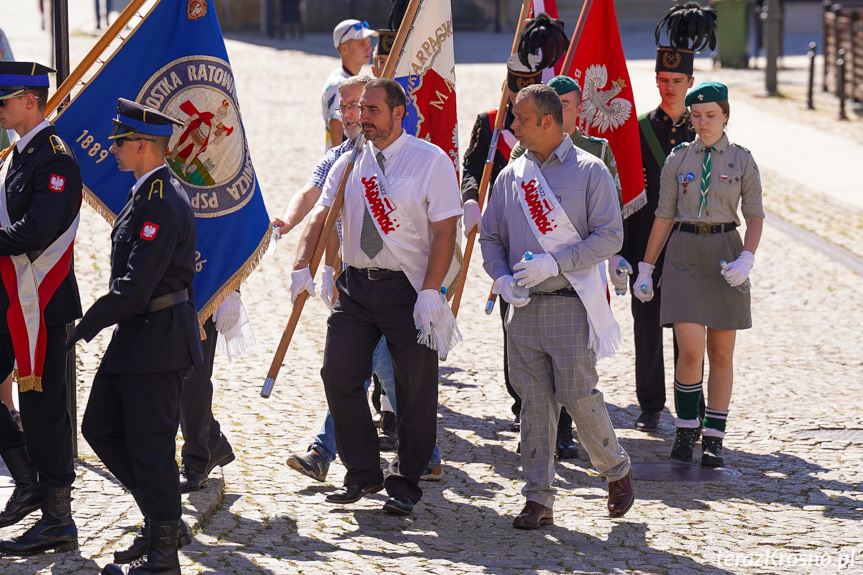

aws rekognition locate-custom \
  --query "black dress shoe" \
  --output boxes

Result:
[205,441,236,476]
[325,482,384,504]
[635,410,661,432]
[379,411,398,451]
[382,495,414,516]
[179,468,208,493]
[512,501,553,529]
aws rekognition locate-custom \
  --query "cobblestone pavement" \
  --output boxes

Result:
[1,4,862,574]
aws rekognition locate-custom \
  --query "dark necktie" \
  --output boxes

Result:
[359,152,386,259]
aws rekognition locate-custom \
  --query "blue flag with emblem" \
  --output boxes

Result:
[52,0,270,322]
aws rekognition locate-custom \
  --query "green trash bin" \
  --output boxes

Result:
[712,0,750,68]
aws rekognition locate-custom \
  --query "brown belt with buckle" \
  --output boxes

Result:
[674,222,737,235]
[144,289,189,314]
[355,267,406,281]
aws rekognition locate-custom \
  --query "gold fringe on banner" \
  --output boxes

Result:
[196,225,273,331]
[14,369,42,393]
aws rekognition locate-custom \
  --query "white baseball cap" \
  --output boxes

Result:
[333,19,378,49]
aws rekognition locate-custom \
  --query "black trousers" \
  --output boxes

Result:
[82,369,184,521]
[321,267,438,504]
[629,276,681,412]
[0,326,74,486]
[179,317,229,473]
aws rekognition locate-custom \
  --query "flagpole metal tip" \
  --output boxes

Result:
[261,377,275,398]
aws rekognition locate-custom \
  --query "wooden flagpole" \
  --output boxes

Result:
[560,0,595,76]
[261,0,424,398]
[449,0,532,318]
[46,0,151,117]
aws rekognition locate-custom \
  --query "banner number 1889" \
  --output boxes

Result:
[75,130,110,164]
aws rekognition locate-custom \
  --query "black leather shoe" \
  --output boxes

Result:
[102,518,180,575]
[512,501,553,529]
[555,427,578,460]
[0,447,42,528]
[205,442,235,476]
[382,495,414,516]
[509,414,521,432]
[325,482,384,504]
[179,468,208,493]
[113,518,192,564]
[635,410,662,432]
[0,486,78,556]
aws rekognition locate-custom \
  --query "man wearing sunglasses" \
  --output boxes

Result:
[70,98,202,575]
[322,19,377,152]
[0,61,82,556]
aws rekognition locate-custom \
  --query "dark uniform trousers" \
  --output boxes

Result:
[179,317,227,472]
[0,327,74,486]
[82,369,186,521]
[321,266,437,504]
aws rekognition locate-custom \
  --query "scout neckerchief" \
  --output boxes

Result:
[511,154,622,359]
[0,150,79,392]
[698,145,715,218]
[354,140,462,356]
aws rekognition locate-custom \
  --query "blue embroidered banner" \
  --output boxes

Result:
[53,0,270,321]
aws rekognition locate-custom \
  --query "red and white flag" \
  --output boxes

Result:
[392,1,459,178]
[566,0,646,217]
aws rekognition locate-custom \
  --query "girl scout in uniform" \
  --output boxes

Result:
[633,82,764,467]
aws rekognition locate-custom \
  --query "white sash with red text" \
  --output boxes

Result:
[512,156,621,359]
[0,155,79,392]
[354,143,462,355]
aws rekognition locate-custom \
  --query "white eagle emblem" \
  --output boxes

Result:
[578,64,632,135]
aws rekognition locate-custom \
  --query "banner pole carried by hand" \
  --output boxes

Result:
[449,0,532,318]
[261,0,424,398]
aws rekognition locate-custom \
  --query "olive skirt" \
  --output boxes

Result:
[659,227,751,330]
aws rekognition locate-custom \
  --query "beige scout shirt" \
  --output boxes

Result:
[655,133,765,225]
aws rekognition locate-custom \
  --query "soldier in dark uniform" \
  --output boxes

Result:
[613,3,715,432]
[70,98,203,575]
[0,61,82,556]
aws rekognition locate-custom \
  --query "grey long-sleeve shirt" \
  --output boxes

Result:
[480,136,623,293]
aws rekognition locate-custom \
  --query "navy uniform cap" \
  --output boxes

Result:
[109,98,184,139]
[685,81,728,107]
[0,62,54,100]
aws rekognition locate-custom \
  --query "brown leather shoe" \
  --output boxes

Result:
[512,501,553,529]
[607,469,635,518]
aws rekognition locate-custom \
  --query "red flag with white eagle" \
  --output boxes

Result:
[392,0,459,177]
[566,0,646,218]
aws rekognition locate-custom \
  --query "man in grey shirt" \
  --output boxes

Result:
[480,84,634,530]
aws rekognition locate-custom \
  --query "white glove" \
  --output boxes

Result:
[633,261,655,303]
[493,275,530,308]
[289,267,316,304]
[513,253,559,288]
[214,291,242,334]
[608,254,632,294]
[463,200,481,237]
[721,250,754,287]
[319,265,336,310]
[412,289,447,334]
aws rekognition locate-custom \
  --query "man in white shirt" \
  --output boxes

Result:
[291,78,461,517]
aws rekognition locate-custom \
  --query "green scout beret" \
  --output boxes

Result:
[547,75,581,97]
[685,81,728,107]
